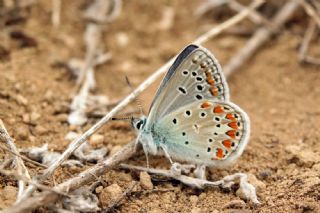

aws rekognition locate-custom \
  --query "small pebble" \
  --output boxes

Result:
[140,171,153,190]
[89,134,104,146]
[15,125,29,140]
[22,114,30,123]
[34,125,47,135]
[56,113,68,122]
[15,94,28,105]
[99,184,122,207]
[30,112,41,124]
[189,195,198,206]
[198,192,206,201]
[95,186,103,194]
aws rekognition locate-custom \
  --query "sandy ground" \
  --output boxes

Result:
[0,0,319,212]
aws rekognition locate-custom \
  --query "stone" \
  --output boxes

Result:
[15,94,28,105]
[89,134,104,146]
[140,171,153,190]
[99,184,122,207]
[16,125,29,140]
[30,112,41,124]
[34,125,47,135]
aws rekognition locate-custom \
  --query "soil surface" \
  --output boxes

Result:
[0,1,319,212]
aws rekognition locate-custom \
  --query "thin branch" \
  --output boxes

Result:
[224,1,299,77]
[13,0,265,208]
[298,0,320,28]
[299,19,320,65]
[0,119,31,202]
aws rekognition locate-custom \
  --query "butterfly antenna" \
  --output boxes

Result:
[111,116,133,121]
[125,76,145,115]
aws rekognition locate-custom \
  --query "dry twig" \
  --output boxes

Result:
[298,0,320,27]
[224,1,299,77]
[0,119,31,202]
[299,20,320,65]
[8,1,265,211]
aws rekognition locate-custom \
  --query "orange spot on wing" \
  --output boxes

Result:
[213,105,224,113]
[226,130,236,139]
[216,148,224,159]
[201,101,211,109]
[205,72,215,85]
[210,86,219,96]
[228,122,238,130]
[222,140,232,149]
[226,113,236,121]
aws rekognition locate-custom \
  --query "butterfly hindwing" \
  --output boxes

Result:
[147,45,230,126]
[153,100,249,167]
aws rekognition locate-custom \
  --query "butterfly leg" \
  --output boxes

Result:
[194,164,206,180]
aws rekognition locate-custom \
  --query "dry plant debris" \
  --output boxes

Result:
[0,0,320,212]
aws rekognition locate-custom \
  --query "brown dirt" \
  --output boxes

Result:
[0,0,320,212]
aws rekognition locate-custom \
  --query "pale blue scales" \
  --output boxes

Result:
[132,44,250,170]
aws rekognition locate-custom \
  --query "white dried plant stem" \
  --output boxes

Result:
[15,0,264,205]
[3,141,137,213]
[0,119,31,202]
[120,164,260,204]
[224,1,299,78]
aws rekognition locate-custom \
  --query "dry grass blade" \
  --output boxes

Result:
[7,1,265,211]
[0,119,31,202]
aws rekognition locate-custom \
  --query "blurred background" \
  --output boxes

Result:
[0,0,319,212]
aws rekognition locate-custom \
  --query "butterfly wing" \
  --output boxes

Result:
[146,44,229,127]
[152,100,250,167]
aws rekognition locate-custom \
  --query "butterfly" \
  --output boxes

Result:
[132,44,250,178]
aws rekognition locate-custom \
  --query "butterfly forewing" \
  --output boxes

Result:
[153,100,249,166]
[147,45,229,126]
